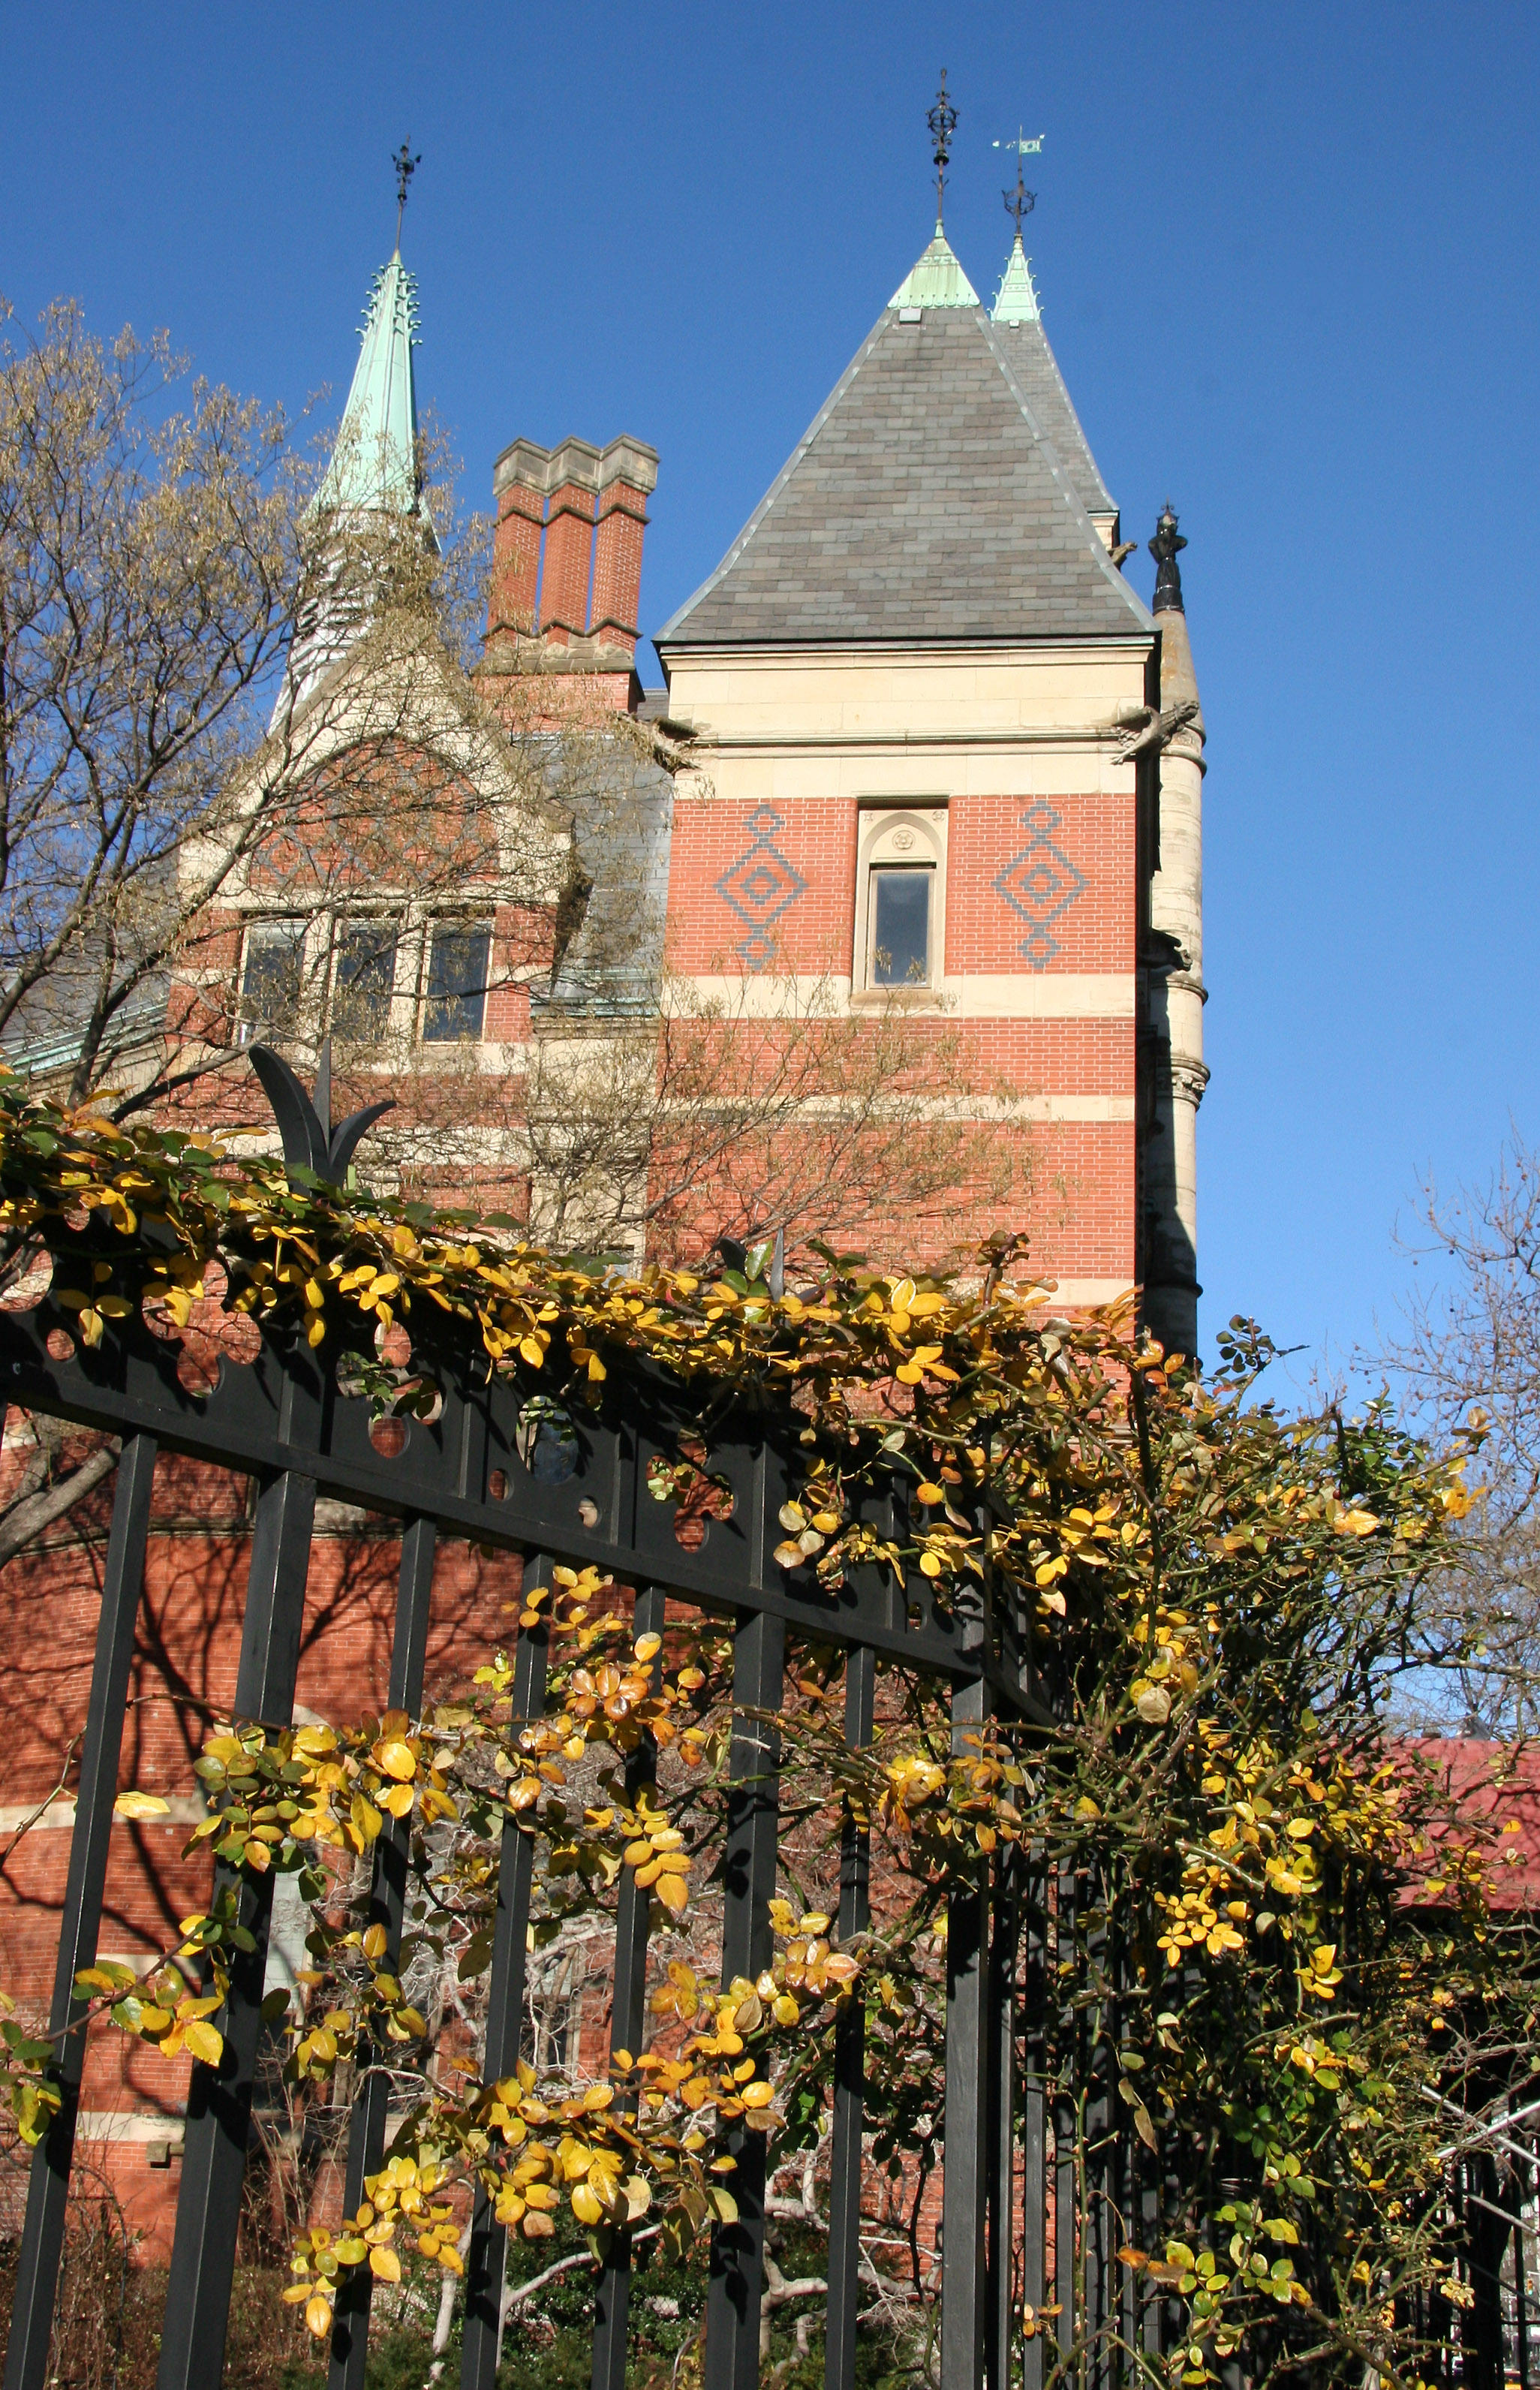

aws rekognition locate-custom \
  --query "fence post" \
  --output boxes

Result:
[591,1583,669,2390]
[4,1434,158,2390]
[459,1553,552,2390]
[157,1460,319,2390]
[703,1607,786,2390]
[824,1642,877,2390]
[328,1516,439,2390]
[942,1675,991,2390]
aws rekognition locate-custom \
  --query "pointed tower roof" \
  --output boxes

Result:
[987,236,1114,523]
[314,252,421,515]
[991,232,1041,323]
[889,225,979,311]
[658,243,1145,652]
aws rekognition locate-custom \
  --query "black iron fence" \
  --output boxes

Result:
[0,1065,1517,2390]
[0,1147,1076,2390]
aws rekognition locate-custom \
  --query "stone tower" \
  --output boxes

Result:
[653,213,1206,1332]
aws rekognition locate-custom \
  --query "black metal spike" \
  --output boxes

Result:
[248,1037,395,1184]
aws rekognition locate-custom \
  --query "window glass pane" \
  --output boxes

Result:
[870,868,931,986]
[238,920,305,1041]
[423,924,491,1043]
[331,920,397,1041]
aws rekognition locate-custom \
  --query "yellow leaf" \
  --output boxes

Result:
[918,1550,943,1579]
[305,2295,333,2339]
[182,2020,224,2066]
[369,2244,402,2282]
[655,1872,689,1916]
[519,1337,545,1368]
[113,1791,170,1820]
[571,2181,605,2225]
[373,1740,417,1782]
[915,1482,944,1504]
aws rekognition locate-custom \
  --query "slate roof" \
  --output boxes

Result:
[985,245,1115,524]
[657,295,1148,650]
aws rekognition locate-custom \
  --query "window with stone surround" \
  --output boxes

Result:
[852,804,947,995]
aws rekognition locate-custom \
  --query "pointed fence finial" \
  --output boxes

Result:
[928,71,958,227]
[1149,504,1187,616]
[393,140,420,250]
[248,1036,395,1184]
[992,128,1043,236]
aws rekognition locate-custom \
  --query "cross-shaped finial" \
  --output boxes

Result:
[393,141,420,248]
[993,128,1044,236]
[928,71,958,225]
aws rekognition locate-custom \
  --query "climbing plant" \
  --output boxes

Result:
[0,1072,1526,2390]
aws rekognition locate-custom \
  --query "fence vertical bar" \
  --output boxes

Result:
[1054,1863,1077,2370]
[703,1607,786,2390]
[329,1516,439,2390]
[157,1459,319,2390]
[591,1582,668,2390]
[941,1675,991,2390]
[986,1845,1021,2390]
[1019,1852,1048,2390]
[824,1642,876,2390]
[4,1433,158,2390]
[460,1552,552,2390]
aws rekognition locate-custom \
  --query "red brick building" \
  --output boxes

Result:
[0,197,1208,2239]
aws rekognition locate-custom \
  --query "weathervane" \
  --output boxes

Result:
[393,140,420,248]
[928,71,958,224]
[993,128,1044,238]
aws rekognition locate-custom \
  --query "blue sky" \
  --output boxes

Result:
[5,1,1535,1383]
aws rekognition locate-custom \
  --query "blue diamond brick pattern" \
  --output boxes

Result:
[714,805,808,970]
[992,801,1087,970]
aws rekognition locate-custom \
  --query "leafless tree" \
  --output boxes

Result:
[1373,1136,1540,1731]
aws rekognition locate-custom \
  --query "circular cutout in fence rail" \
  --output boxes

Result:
[176,1341,219,1398]
[0,1247,52,1314]
[488,1467,509,1502]
[672,1441,735,1554]
[514,1397,579,1486]
[577,1498,600,1530]
[370,1417,408,1461]
[44,1327,74,1363]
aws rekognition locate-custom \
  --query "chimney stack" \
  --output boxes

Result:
[486,433,660,707]
[590,439,658,654]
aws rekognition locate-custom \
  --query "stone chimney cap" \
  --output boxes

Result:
[495,433,659,501]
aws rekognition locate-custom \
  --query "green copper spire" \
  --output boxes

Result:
[314,252,421,514]
[889,225,980,312]
[991,232,1042,324]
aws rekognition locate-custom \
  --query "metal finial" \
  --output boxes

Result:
[1149,503,1188,616]
[993,128,1043,236]
[248,1036,395,1184]
[392,141,421,249]
[928,71,958,224]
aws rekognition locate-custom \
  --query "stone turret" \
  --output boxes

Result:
[1139,507,1208,1357]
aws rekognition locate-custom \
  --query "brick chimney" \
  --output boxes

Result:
[490,438,550,635]
[538,439,602,645]
[590,438,659,654]
[483,432,659,716]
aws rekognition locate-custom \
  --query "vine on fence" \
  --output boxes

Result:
[0,1073,1528,2389]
